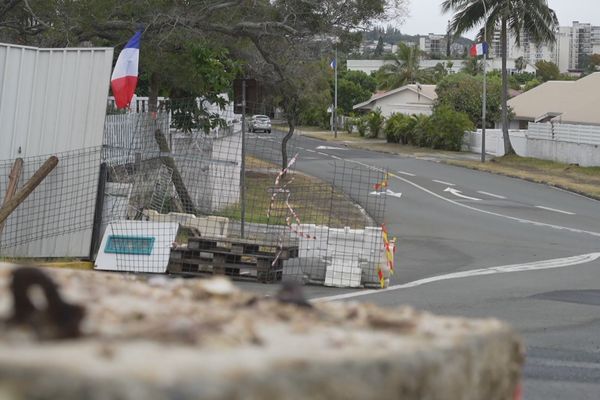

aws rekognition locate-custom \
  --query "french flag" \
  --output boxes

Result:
[470,42,488,57]
[111,31,141,109]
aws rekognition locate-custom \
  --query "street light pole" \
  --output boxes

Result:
[481,0,488,163]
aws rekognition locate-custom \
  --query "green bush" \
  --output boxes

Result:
[355,116,369,137]
[366,109,385,138]
[343,115,354,134]
[428,106,474,151]
[412,114,433,147]
[384,113,416,144]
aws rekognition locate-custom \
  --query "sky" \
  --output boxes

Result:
[397,0,600,39]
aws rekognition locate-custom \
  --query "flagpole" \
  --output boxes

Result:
[334,46,338,138]
[481,0,488,163]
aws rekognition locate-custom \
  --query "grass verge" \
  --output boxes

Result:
[218,156,370,228]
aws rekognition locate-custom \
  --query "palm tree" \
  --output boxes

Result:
[375,42,423,90]
[441,0,558,154]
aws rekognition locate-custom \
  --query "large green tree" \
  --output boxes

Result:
[442,0,558,155]
[435,72,502,128]
[334,70,376,113]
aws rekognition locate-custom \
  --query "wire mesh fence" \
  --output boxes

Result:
[0,98,392,288]
[0,147,102,257]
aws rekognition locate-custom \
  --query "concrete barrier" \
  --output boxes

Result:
[0,267,523,400]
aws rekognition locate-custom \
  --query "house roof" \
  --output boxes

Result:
[508,72,600,125]
[353,84,437,110]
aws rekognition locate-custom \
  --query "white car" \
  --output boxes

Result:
[249,115,271,133]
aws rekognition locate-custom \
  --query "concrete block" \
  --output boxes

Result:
[0,267,523,400]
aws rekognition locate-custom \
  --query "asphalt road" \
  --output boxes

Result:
[241,129,600,399]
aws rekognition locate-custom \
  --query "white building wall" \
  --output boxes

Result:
[369,90,434,117]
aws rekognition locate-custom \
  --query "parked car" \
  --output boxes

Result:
[249,115,271,133]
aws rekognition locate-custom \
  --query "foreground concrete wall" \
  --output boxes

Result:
[0,266,523,400]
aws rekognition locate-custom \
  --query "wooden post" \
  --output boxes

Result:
[0,158,24,237]
[0,156,58,226]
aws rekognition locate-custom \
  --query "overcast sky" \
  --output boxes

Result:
[398,0,600,38]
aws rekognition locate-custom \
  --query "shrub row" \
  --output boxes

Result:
[383,106,474,151]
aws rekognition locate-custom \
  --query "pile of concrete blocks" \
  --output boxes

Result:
[0,266,523,400]
[293,224,391,288]
[143,209,229,238]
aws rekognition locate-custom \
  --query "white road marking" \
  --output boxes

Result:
[536,206,576,215]
[305,149,316,153]
[330,155,342,160]
[370,189,402,198]
[316,145,348,150]
[397,171,416,177]
[432,179,455,186]
[444,187,482,201]
[313,252,600,302]
[317,152,329,156]
[346,159,600,239]
[477,191,507,199]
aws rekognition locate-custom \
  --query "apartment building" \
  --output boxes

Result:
[419,34,447,57]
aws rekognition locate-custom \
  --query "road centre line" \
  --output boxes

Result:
[536,205,576,215]
[305,149,316,153]
[397,171,416,177]
[346,159,600,239]
[432,179,455,186]
[317,152,328,156]
[477,191,507,199]
[313,252,600,302]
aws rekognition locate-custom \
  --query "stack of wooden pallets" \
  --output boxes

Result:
[168,237,299,283]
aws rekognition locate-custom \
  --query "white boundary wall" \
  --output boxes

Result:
[464,123,600,166]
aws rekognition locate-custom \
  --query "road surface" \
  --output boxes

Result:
[242,129,600,399]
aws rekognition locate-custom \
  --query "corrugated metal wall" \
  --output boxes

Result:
[0,43,113,158]
[0,43,113,258]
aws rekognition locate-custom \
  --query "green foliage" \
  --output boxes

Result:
[535,60,560,81]
[428,106,474,150]
[412,114,434,147]
[384,113,416,144]
[355,116,369,137]
[366,109,385,138]
[434,72,502,128]
[374,42,424,90]
[523,78,542,92]
[334,70,376,113]
[166,43,241,133]
[344,115,355,134]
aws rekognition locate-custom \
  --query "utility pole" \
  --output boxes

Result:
[481,0,488,163]
[240,79,246,237]
[333,46,338,138]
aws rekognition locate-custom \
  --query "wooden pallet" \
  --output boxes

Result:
[169,237,298,283]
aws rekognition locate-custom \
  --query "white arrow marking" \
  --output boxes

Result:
[369,189,402,198]
[477,190,507,199]
[316,145,348,150]
[313,252,600,302]
[385,189,402,198]
[444,187,481,201]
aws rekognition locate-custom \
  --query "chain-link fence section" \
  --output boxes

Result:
[1,97,391,288]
